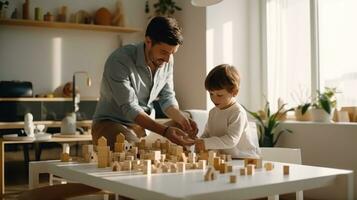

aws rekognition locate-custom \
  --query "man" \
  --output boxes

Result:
[92,16,197,149]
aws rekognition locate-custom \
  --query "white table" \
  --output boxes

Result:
[31,160,354,200]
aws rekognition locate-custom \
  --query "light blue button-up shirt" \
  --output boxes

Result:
[93,42,178,125]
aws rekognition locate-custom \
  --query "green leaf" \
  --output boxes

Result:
[301,103,311,114]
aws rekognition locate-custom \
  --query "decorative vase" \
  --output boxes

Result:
[94,7,112,25]
[61,112,77,135]
[310,108,331,122]
[294,108,312,121]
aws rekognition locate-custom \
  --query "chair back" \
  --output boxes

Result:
[260,147,302,164]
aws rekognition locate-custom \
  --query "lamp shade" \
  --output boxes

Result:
[191,0,223,7]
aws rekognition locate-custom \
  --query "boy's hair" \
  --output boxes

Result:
[145,16,183,46]
[205,64,240,94]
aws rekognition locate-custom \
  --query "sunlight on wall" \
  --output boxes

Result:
[52,37,62,90]
[206,28,215,109]
[222,21,233,64]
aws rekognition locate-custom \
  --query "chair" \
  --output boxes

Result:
[261,147,303,200]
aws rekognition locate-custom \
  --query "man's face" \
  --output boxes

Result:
[145,37,180,68]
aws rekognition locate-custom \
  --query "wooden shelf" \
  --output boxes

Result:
[0,19,141,33]
[0,120,92,129]
[0,97,99,102]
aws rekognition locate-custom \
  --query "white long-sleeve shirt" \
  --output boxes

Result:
[201,102,260,158]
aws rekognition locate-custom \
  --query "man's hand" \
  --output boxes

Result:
[176,117,198,138]
[165,127,195,146]
[195,139,206,153]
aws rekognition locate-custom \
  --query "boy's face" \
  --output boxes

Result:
[209,89,237,109]
[145,37,179,70]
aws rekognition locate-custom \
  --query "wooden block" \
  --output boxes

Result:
[244,158,262,169]
[226,155,232,162]
[126,155,134,161]
[162,164,170,173]
[170,164,178,173]
[211,171,217,180]
[98,136,107,146]
[181,153,187,163]
[213,157,221,170]
[227,165,233,173]
[240,167,247,176]
[112,161,121,171]
[151,151,161,161]
[204,167,214,181]
[82,144,93,154]
[198,160,207,170]
[161,154,166,162]
[219,163,228,174]
[283,165,290,175]
[115,143,125,153]
[177,162,186,173]
[264,162,274,171]
[229,175,237,183]
[116,133,125,143]
[188,152,196,163]
[143,160,152,174]
[247,164,255,175]
[198,151,209,161]
[60,153,71,162]
[175,146,184,157]
[208,151,216,165]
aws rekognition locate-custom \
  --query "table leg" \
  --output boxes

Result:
[0,140,4,195]
[35,143,42,161]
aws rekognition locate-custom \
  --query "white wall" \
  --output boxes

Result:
[206,0,263,110]
[174,0,207,110]
[0,0,145,97]
[277,122,357,199]
[0,0,263,110]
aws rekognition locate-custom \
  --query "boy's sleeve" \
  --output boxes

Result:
[203,112,246,149]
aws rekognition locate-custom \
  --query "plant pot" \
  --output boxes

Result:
[310,108,331,122]
[261,135,274,147]
[294,108,312,121]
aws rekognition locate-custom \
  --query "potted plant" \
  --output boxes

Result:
[0,0,9,18]
[295,102,312,121]
[145,0,182,17]
[291,86,312,121]
[244,101,294,147]
[310,87,337,122]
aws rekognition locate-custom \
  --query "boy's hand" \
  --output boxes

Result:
[195,139,206,153]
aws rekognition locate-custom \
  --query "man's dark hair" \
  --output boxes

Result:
[145,16,183,46]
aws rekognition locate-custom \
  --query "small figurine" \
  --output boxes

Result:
[24,113,35,137]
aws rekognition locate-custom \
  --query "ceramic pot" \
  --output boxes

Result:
[94,7,112,25]
[310,108,331,122]
[294,108,312,121]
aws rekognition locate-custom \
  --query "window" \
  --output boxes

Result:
[318,0,357,106]
[265,0,311,111]
[265,0,357,111]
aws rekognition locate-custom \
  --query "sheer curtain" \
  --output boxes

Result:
[265,0,311,111]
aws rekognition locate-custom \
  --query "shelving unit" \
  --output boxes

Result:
[0,19,141,33]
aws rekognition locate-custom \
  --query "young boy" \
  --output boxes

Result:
[195,64,260,158]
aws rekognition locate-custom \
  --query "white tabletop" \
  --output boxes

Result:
[47,160,353,200]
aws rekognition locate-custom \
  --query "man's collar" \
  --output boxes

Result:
[136,42,147,68]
